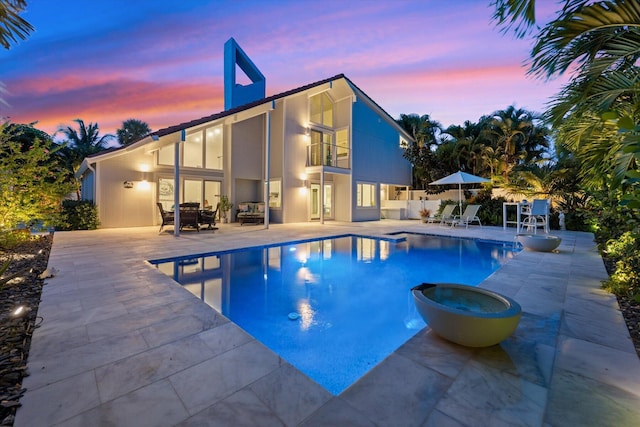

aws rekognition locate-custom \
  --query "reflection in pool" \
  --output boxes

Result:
[151,233,519,395]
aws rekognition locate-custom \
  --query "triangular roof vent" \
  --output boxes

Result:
[224,37,266,110]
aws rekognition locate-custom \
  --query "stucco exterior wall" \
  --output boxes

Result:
[96,150,156,228]
[281,94,310,223]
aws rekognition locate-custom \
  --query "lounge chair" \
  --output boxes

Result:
[179,203,200,232]
[520,199,549,234]
[427,204,456,225]
[449,204,482,228]
[157,203,174,233]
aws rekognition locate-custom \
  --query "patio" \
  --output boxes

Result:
[15,221,640,426]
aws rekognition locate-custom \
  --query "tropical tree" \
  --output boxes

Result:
[487,105,549,180]
[493,0,640,200]
[397,114,443,189]
[0,0,32,50]
[116,118,151,146]
[0,122,74,229]
[57,119,114,198]
[1,0,33,106]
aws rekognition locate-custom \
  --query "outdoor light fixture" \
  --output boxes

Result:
[12,305,28,318]
[123,181,134,189]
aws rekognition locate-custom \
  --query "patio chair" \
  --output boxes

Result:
[199,203,219,230]
[179,203,200,232]
[449,204,482,228]
[428,204,456,225]
[156,203,174,233]
[520,199,549,234]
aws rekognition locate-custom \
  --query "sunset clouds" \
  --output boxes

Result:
[1,0,568,139]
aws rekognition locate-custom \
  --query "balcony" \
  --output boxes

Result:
[307,142,350,169]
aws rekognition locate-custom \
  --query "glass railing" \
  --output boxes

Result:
[307,143,350,168]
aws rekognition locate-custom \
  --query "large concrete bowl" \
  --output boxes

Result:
[517,234,561,252]
[411,283,522,347]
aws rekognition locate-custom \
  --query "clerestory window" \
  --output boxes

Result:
[310,92,334,128]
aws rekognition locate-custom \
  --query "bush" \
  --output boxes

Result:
[603,232,640,300]
[55,200,99,230]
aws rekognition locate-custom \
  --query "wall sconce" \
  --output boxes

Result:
[123,181,134,189]
[304,126,310,136]
[303,180,309,187]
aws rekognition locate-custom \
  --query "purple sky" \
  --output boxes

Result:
[0,0,568,140]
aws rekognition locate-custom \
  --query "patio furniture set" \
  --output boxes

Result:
[157,202,218,233]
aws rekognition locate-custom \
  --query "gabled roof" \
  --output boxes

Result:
[79,74,414,171]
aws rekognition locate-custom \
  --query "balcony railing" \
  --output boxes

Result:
[307,143,350,168]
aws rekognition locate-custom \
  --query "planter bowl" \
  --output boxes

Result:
[412,283,521,347]
[517,234,561,252]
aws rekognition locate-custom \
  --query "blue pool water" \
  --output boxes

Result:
[151,233,519,395]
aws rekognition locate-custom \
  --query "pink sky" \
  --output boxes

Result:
[0,0,568,141]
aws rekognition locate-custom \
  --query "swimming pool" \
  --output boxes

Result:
[151,233,519,395]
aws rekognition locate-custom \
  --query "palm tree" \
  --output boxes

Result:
[493,0,640,193]
[1,1,33,105]
[57,119,114,198]
[397,114,443,189]
[0,0,33,50]
[488,106,533,180]
[58,119,114,163]
[116,118,151,146]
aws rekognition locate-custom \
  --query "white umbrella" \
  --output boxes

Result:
[429,171,489,215]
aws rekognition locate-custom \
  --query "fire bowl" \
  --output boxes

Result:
[516,234,561,252]
[411,283,522,347]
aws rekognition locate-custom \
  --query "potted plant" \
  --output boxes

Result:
[419,208,431,223]
[218,195,233,223]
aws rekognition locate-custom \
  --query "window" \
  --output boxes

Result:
[309,129,333,166]
[357,183,376,207]
[157,178,220,210]
[336,128,349,157]
[205,125,223,169]
[157,126,223,169]
[310,92,333,127]
[183,132,203,168]
[269,179,281,208]
[158,145,175,166]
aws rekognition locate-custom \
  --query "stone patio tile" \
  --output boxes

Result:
[435,359,547,427]
[27,324,90,360]
[248,363,332,426]
[139,309,227,348]
[178,389,285,427]
[13,370,99,427]
[169,340,282,415]
[86,304,176,342]
[555,336,640,395]
[95,333,217,402]
[341,353,452,427]
[395,328,475,379]
[546,368,640,426]
[35,301,129,335]
[60,380,190,427]
[300,398,375,427]
[120,288,192,312]
[422,409,468,427]
[197,321,253,355]
[561,310,633,352]
[23,331,149,391]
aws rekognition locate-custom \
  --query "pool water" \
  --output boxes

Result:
[151,233,519,395]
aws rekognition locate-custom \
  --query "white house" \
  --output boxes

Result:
[77,38,413,228]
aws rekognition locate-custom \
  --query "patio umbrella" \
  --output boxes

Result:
[429,171,489,215]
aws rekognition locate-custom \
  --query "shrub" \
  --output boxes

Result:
[55,200,100,230]
[603,232,640,300]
